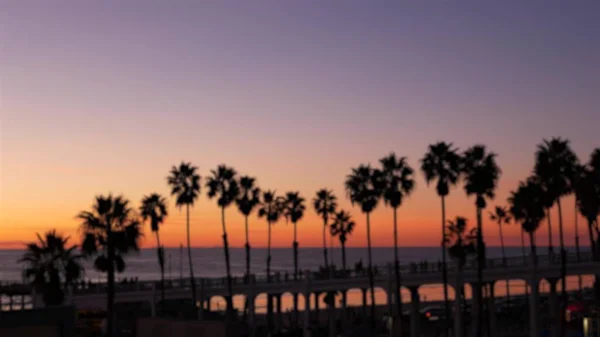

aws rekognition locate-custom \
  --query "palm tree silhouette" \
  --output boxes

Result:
[534,137,579,335]
[257,189,283,330]
[345,164,383,329]
[206,165,240,320]
[78,195,141,337]
[575,151,600,259]
[167,162,201,309]
[313,189,338,271]
[236,176,261,280]
[379,152,415,331]
[489,206,511,303]
[20,230,84,306]
[140,193,168,314]
[462,144,500,337]
[445,216,476,271]
[420,141,461,328]
[282,191,306,280]
[330,210,355,272]
[509,178,546,337]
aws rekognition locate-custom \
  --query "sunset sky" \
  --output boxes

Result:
[1,1,599,249]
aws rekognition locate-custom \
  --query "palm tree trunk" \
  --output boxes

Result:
[557,199,567,337]
[588,220,597,260]
[107,232,115,337]
[245,215,251,280]
[392,207,403,334]
[155,231,165,316]
[221,207,234,321]
[186,204,197,311]
[341,240,347,272]
[475,205,484,337]
[547,208,554,254]
[267,220,273,330]
[293,222,299,280]
[440,196,451,336]
[366,212,376,330]
[521,229,529,298]
[498,220,510,304]
[322,217,329,271]
[575,198,581,261]
[528,232,539,337]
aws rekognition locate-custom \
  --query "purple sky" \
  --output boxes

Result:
[1,1,599,247]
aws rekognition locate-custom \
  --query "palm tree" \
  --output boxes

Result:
[313,189,338,271]
[489,206,511,303]
[257,189,283,330]
[330,210,355,272]
[534,138,579,335]
[445,216,477,270]
[78,195,142,337]
[167,162,201,308]
[576,159,600,259]
[420,142,462,326]
[236,176,261,280]
[462,144,501,337]
[20,230,84,306]
[509,178,546,337]
[282,191,306,280]
[206,165,240,320]
[379,153,415,329]
[345,164,383,329]
[140,193,168,314]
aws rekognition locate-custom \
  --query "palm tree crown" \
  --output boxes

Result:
[236,176,261,216]
[167,162,201,207]
[421,142,462,197]
[206,165,240,209]
[78,195,142,272]
[445,217,476,269]
[20,230,83,306]
[344,165,383,213]
[283,191,306,224]
[489,206,511,226]
[140,193,168,233]
[462,145,501,208]
[380,153,415,208]
[330,210,355,245]
[508,179,546,235]
[534,138,579,199]
[258,190,284,223]
[313,189,338,221]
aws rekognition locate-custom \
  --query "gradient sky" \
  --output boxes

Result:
[1,1,599,249]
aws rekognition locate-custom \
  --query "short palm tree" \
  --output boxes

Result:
[257,189,283,330]
[235,176,261,280]
[509,178,546,337]
[313,189,337,270]
[489,206,511,302]
[420,142,461,325]
[462,144,500,336]
[20,230,83,306]
[345,164,383,329]
[282,191,306,280]
[167,162,201,308]
[379,153,415,328]
[534,137,579,334]
[140,193,168,313]
[445,216,476,271]
[576,161,600,259]
[330,210,355,271]
[78,195,142,337]
[206,165,240,320]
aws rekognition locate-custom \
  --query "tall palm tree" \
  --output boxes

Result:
[140,193,168,314]
[379,153,415,329]
[420,142,462,326]
[509,178,546,337]
[78,195,142,337]
[313,189,337,271]
[236,176,261,280]
[330,210,356,271]
[167,162,201,308]
[345,164,383,329]
[206,165,240,320]
[576,159,600,259]
[257,189,283,330]
[489,206,511,303]
[534,138,579,335]
[462,144,501,337]
[282,191,306,280]
[20,230,84,306]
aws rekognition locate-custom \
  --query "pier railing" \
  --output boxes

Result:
[66,250,595,295]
